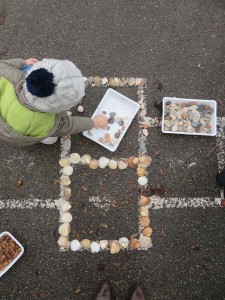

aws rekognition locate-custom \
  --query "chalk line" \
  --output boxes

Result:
[0,199,57,209]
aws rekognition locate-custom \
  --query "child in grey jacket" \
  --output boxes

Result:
[0,58,108,147]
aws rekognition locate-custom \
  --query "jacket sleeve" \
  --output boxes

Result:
[0,58,26,86]
[52,115,94,136]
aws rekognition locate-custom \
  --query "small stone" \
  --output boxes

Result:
[108,118,114,124]
[164,120,170,127]
[107,126,110,131]
[109,112,116,117]
[172,125,178,132]
[118,120,124,126]
[114,132,121,139]
[77,105,84,113]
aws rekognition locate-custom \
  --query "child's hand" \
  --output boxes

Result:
[92,114,108,129]
[25,58,38,65]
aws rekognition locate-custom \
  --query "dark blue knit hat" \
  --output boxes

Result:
[26,68,57,98]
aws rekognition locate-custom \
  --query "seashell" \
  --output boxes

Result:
[110,240,120,254]
[99,240,108,250]
[89,159,99,169]
[139,236,153,250]
[104,133,111,144]
[109,78,116,88]
[136,167,146,177]
[91,242,100,253]
[99,157,109,169]
[140,196,151,206]
[128,156,139,168]
[59,158,69,167]
[118,79,125,87]
[138,156,152,168]
[61,187,72,197]
[129,239,140,250]
[71,239,81,251]
[119,237,129,248]
[81,239,91,249]
[109,159,117,169]
[57,235,70,248]
[60,176,71,186]
[139,206,149,217]
[93,76,102,84]
[142,128,148,136]
[140,109,147,117]
[88,76,93,83]
[80,154,91,165]
[59,200,71,212]
[142,227,153,237]
[62,165,73,176]
[62,139,71,151]
[102,77,108,85]
[58,222,71,236]
[67,111,72,116]
[138,176,148,186]
[114,77,119,84]
[61,212,73,223]
[140,216,150,227]
[128,77,136,87]
[118,158,128,170]
[136,78,142,85]
[77,105,84,113]
[83,77,87,82]
[70,153,80,164]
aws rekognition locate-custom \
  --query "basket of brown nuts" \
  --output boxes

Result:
[0,231,24,277]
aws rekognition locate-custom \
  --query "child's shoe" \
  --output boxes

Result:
[41,137,58,144]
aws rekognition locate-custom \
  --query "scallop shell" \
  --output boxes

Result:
[129,239,140,250]
[70,153,80,164]
[91,242,100,253]
[99,240,108,250]
[93,76,102,84]
[71,239,81,251]
[128,77,136,87]
[138,176,148,186]
[109,159,117,169]
[110,240,120,254]
[81,239,91,249]
[59,158,70,167]
[57,235,70,248]
[77,105,84,113]
[142,227,153,237]
[81,154,91,165]
[59,200,71,213]
[136,167,146,177]
[61,212,73,223]
[58,222,71,236]
[99,157,109,169]
[109,78,116,88]
[89,159,99,169]
[118,158,128,170]
[140,216,150,227]
[60,176,71,186]
[140,196,151,206]
[139,206,149,217]
[62,165,73,176]
[119,237,129,248]
[61,187,72,199]
[128,156,139,168]
[139,236,153,250]
[138,156,152,168]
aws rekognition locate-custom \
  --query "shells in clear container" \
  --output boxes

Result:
[136,167,146,177]
[71,239,81,251]
[109,159,117,169]
[99,240,108,250]
[81,154,91,165]
[138,176,148,186]
[118,158,128,170]
[140,216,150,227]
[59,158,69,167]
[139,206,149,217]
[142,227,153,237]
[81,239,91,249]
[62,165,73,176]
[61,212,73,223]
[140,196,151,206]
[99,157,109,168]
[110,240,120,254]
[59,222,71,236]
[89,159,99,169]
[60,176,71,186]
[58,235,70,248]
[129,239,140,250]
[139,236,153,250]
[128,156,139,168]
[138,156,152,168]
[91,242,100,253]
[119,237,129,248]
[70,153,80,164]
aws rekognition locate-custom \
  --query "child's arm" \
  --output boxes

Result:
[0,58,26,86]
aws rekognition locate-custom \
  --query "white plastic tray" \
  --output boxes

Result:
[83,89,140,151]
[162,97,217,136]
[0,231,24,278]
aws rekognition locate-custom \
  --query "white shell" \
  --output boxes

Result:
[70,153,80,164]
[91,242,100,253]
[61,187,72,199]
[62,139,71,151]
[118,159,128,170]
[102,78,108,85]
[59,158,69,167]
[136,78,142,85]
[99,157,109,169]
[67,111,72,116]
[71,239,81,251]
[61,212,73,223]
[77,105,84,113]
[109,160,117,169]
[57,199,71,213]
[139,236,153,250]
[58,235,70,248]
[83,77,87,82]
[99,240,108,250]
[58,223,71,236]
[80,154,91,165]
[62,165,73,176]
[119,237,129,248]
[138,176,148,186]
[60,176,71,186]
[142,129,148,136]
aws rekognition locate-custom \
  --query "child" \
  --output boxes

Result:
[0,58,108,147]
